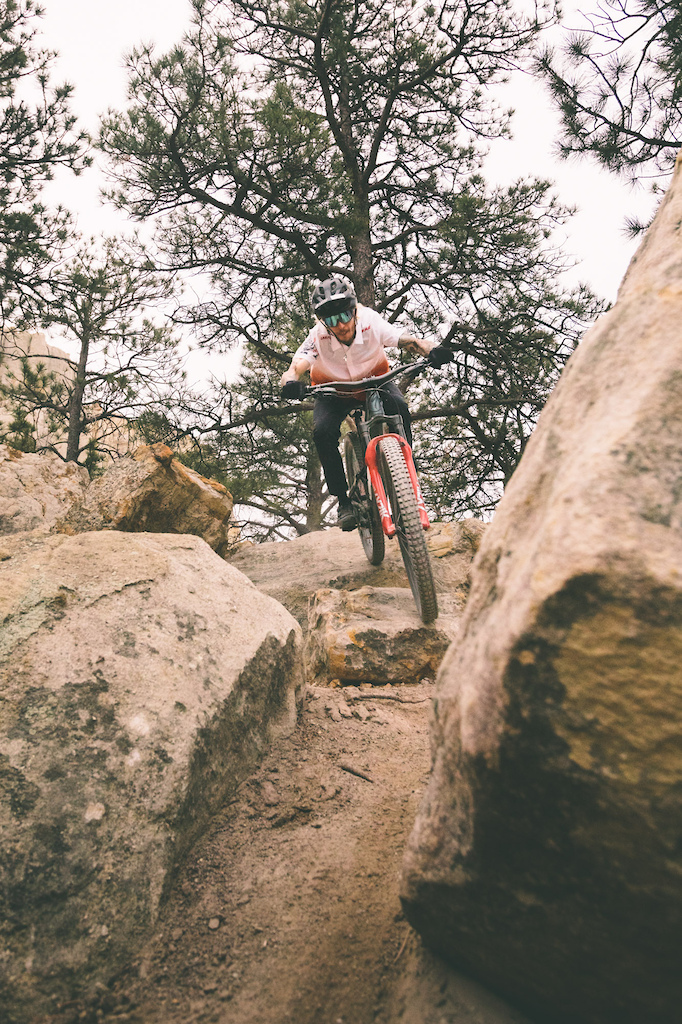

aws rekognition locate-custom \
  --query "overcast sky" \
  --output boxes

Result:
[38,0,657,358]
[41,0,194,236]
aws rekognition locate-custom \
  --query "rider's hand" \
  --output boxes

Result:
[427,345,455,369]
[281,380,307,400]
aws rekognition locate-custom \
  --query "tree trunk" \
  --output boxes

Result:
[65,330,90,462]
[336,67,375,306]
[350,223,375,306]
[305,444,324,531]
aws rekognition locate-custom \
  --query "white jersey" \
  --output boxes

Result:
[295,305,402,385]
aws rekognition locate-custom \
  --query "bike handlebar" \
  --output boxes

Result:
[305,358,430,398]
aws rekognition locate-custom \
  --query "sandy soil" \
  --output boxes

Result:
[66,683,529,1024]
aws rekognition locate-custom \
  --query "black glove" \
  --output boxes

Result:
[281,380,307,400]
[427,345,455,369]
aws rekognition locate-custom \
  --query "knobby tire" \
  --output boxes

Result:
[377,436,438,623]
[344,433,385,566]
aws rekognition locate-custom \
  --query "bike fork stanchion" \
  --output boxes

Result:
[364,434,431,535]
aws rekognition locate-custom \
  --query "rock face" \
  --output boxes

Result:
[306,587,461,686]
[230,519,485,627]
[401,153,682,1023]
[0,444,89,535]
[0,332,74,454]
[56,443,237,557]
[0,442,238,557]
[0,530,302,1021]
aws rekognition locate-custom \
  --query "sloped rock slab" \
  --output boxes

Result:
[0,445,89,536]
[230,519,485,628]
[401,151,682,1024]
[0,531,302,1021]
[305,586,460,685]
[55,443,236,557]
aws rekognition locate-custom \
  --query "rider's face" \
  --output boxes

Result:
[325,315,356,344]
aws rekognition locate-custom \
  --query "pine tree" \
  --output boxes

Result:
[1,238,189,465]
[536,0,682,192]
[176,319,333,538]
[0,0,89,318]
[99,0,603,526]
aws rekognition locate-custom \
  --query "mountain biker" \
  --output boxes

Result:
[280,275,454,530]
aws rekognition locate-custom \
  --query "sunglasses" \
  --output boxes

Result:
[321,310,354,328]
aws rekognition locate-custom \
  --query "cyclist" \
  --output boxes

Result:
[280,275,454,530]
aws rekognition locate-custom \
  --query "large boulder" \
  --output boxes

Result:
[0,442,238,559]
[305,586,461,686]
[0,530,302,1022]
[230,519,485,627]
[55,443,237,557]
[401,151,682,1024]
[0,445,89,536]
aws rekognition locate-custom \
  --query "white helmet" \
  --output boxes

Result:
[310,275,357,317]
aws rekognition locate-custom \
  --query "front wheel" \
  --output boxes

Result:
[377,436,438,623]
[344,433,385,565]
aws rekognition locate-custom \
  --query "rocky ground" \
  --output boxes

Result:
[47,682,529,1024]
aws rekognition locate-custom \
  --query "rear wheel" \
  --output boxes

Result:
[344,433,385,565]
[377,436,438,623]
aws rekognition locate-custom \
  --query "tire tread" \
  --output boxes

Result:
[378,436,438,623]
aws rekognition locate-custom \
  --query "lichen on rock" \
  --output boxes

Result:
[305,586,460,685]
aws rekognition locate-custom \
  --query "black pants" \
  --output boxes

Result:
[313,382,412,498]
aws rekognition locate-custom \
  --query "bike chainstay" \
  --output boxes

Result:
[348,472,373,528]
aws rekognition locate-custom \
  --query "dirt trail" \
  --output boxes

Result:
[87,684,528,1024]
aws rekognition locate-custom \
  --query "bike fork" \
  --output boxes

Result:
[364,434,431,537]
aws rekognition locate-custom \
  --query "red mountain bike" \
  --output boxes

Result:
[308,359,438,623]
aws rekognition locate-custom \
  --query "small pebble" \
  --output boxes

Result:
[171,927,183,941]
[261,780,280,806]
[208,917,221,931]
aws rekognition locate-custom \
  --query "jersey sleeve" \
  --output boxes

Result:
[293,329,319,366]
[365,308,403,348]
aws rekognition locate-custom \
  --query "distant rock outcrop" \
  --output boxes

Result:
[0,332,73,454]
[401,152,682,1023]
[0,530,302,1021]
[306,586,460,686]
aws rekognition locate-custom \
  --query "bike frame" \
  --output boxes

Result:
[310,360,432,539]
